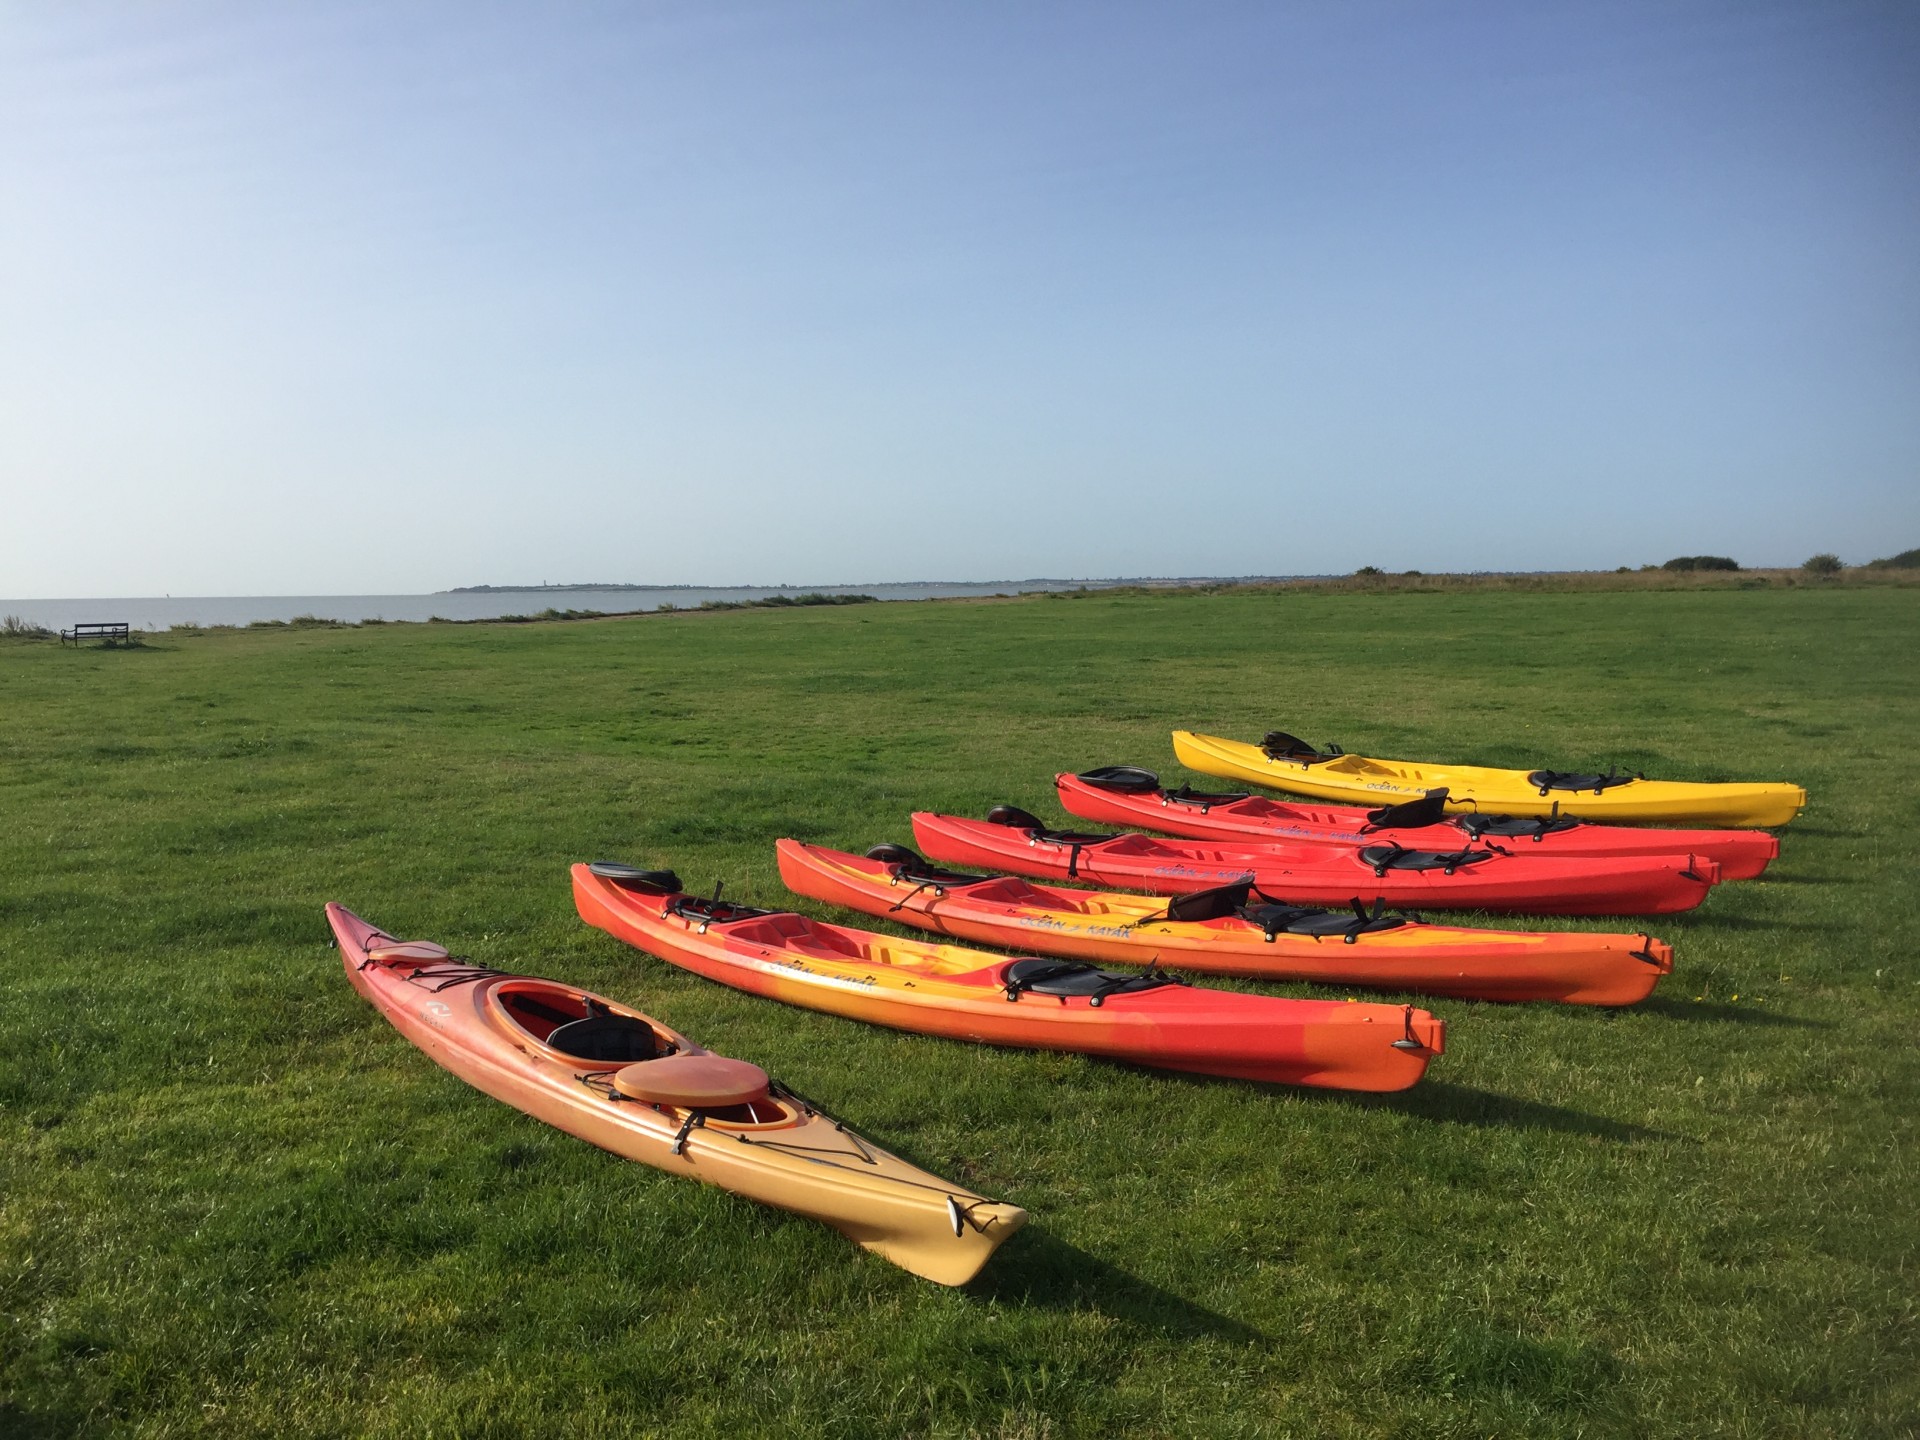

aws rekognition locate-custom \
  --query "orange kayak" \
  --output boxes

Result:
[573,863,1445,1092]
[329,901,1026,1286]
[778,840,1674,1006]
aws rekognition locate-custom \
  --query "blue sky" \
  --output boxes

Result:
[3,1,1915,594]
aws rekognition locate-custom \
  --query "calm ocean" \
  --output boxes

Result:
[0,579,1216,632]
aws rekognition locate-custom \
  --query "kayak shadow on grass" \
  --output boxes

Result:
[1629,995,1825,1028]
[1348,1080,1678,1143]
[1111,1065,1678,1144]
[969,1227,1267,1344]
[1659,911,1826,932]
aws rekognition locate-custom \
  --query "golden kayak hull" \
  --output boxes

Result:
[1173,730,1806,828]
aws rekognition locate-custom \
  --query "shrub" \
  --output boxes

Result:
[1802,553,1843,576]
[1662,555,1740,572]
[1866,547,1920,569]
[1,614,54,639]
[1355,565,1383,576]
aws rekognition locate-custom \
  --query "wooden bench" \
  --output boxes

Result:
[60,622,131,647]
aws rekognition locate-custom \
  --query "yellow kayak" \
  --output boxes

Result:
[1173,730,1806,828]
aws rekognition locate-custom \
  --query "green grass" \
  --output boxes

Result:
[2,587,1915,1438]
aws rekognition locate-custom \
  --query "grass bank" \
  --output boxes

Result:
[2,586,1915,1437]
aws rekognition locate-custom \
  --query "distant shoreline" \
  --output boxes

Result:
[440,576,1270,594]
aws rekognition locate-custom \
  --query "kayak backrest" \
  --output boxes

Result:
[1362,789,1452,830]
[863,844,995,886]
[984,806,1113,844]
[1071,766,1162,793]
[1261,731,1344,762]
[1161,879,1256,922]
[587,861,685,893]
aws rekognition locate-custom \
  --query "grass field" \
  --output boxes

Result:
[3,586,1916,1437]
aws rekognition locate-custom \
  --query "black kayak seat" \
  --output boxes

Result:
[587,861,685,893]
[984,805,1112,843]
[1160,879,1257,922]
[1357,843,1494,876]
[1456,813,1583,840]
[1073,766,1163,793]
[1240,902,1410,943]
[547,1013,662,1063]
[1001,958,1180,1005]
[1261,731,1343,762]
[864,844,994,885]
[1164,784,1255,808]
[1363,789,1452,829]
[1527,769,1640,796]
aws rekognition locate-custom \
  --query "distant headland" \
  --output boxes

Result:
[441,578,1119,594]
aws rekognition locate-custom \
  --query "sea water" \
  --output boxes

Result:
[0,579,1206,632]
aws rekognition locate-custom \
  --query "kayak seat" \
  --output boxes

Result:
[1099,834,1171,855]
[1164,783,1255,808]
[1002,958,1183,1007]
[1357,843,1494,876]
[1527,769,1641,796]
[723,914,866,957]
[1456,813,1583,840]
[1240,902,1410,943]
[547,1012,663,1063]
[985,806,1112,844]
[962,877,1060,906]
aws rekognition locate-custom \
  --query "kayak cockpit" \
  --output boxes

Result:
[490,983,674,1066]
[722,911,866,958]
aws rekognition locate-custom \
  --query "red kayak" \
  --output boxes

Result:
[778,840,1674,1006]
[574,861,1444,1092]
[911,808,1721,915]
[1057,767,1777,881]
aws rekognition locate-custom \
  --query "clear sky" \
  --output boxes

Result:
[3,1,1915,594]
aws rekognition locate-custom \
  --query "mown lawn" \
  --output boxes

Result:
[2,586,1915,1437]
